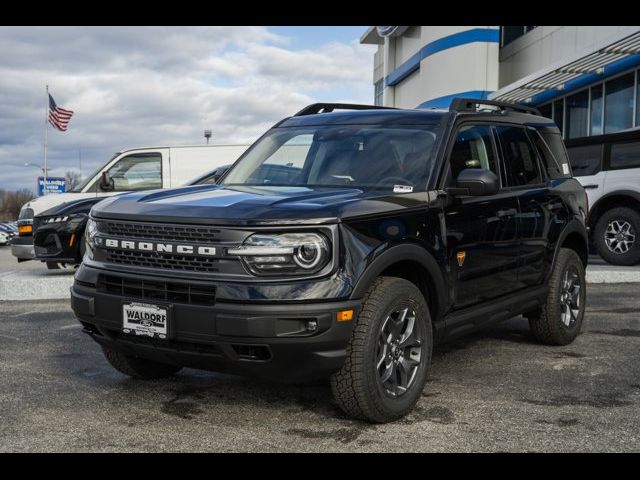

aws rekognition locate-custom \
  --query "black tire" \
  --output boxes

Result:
[102,346,182,379]
[593,207,640,266]
[527,248,586,346]
[330,277,433,423]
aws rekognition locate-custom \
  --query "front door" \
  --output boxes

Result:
[443,124,521,309]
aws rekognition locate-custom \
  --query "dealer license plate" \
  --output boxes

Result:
[122,302,168,339]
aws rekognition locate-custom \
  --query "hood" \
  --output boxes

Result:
[21,192,102,217]
[92,184,430,225]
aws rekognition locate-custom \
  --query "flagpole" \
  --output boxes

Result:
[44,85,49,195]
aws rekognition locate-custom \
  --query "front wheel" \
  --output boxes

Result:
[330,277,432,423]
[527,248,586,346]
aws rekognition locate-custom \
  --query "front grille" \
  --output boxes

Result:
[98,274,216,306]
[105,249,220,273]
[100,221,222,243]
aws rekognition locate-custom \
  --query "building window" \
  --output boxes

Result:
[500,26,537,47]
[590,84,603,136]
[374,79,383,106]
[566,90,589,139]
[604,72,635,133]
[553,99,564,135]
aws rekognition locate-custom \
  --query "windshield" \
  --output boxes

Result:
[70,152,120,192]
[221,124,441,191]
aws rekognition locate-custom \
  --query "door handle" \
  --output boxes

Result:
[582,184,599,189]
[496,208,517,218]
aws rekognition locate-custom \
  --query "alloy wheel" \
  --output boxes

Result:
[604,219,635,254]
[559,267,581,327]
[375,307,423,397]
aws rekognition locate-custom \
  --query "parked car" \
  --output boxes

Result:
[32,165,233,269]
[0,231,10,246]
[71,100,588,423]
[12,145,248,263]
[566,129,640,265]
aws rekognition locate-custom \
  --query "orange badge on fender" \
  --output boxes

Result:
[457,251,466,267]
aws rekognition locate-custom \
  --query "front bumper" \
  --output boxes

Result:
[71,279,360,382]
[10,236,34,261]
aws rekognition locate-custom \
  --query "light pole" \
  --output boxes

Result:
[204,129,212,144]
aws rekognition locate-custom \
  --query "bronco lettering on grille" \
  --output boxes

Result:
[101,238,216,256]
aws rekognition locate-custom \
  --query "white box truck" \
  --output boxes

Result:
[12,144,249,261]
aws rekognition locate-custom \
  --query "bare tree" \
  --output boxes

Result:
[65,170,83,191]
[0,189,36,221]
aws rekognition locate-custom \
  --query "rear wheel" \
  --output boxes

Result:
[594,207,640,265]
[527,248,586,346]
[330,277,432,423]
[102,346,182,379]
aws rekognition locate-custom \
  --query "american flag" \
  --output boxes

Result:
[48,93,74,132]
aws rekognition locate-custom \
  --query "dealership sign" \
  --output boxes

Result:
[37,176,66,196]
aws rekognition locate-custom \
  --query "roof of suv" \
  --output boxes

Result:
[279,108,447,127]
[278,104,557,129]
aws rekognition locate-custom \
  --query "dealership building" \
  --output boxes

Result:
[361,26,640,140]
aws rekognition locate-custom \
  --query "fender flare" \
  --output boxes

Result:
[588,189,640,227]
[548,219,589,281]
[350,243,448,319]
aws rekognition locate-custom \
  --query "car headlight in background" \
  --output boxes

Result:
[227,232,331,276]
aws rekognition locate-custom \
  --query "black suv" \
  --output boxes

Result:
[71,100,589,423]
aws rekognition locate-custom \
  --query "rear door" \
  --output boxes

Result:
[442,124,521,309]
[496,125,560,288]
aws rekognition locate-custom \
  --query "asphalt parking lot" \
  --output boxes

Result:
[1,281,639,452]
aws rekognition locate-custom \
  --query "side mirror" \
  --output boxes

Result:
[448,168,499,196]
[99,171,114,191]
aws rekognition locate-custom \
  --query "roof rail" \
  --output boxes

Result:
[450,98,541,116]
[294,103,397,116]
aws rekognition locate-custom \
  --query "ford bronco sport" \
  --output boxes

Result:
[71,100,589,423]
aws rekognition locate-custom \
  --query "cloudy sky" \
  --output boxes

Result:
[0,26,376,192]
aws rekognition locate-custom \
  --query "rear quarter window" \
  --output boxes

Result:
[566,144,602,176]
[610,141,640,169]
[539,130,572,177]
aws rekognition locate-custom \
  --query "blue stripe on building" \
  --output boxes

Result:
[385,28,500,87]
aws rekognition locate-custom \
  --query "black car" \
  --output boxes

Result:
[32,165,231,269]
[71,100,589,423]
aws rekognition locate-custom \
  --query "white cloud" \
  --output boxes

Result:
[0,26,376,192]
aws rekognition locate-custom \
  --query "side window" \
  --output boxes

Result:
[610,141,640,170]
[103,153,162,192]
[566,144,602,177]
[497,126,543,187]
[448,125,498,183]
[530,129,564,179]
[540,130,572,177]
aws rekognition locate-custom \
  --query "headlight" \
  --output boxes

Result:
[84,218,98,260]
[227,232,331,276]
[44,216,70,224]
